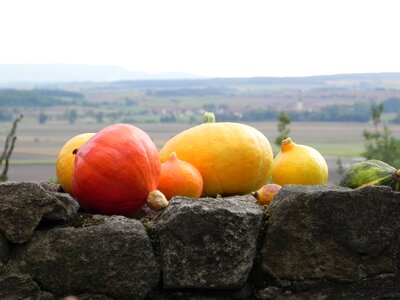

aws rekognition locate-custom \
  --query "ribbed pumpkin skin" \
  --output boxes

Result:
[339,159,400,191]
[72,124,160,216]
[159,122,273,197]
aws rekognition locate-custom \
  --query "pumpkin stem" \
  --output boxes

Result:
[203,112,216,123]
[281,137,294,152]
[394,169,400,181]
[169,152,178,160]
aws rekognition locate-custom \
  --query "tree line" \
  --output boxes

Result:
[0,89,83,107]
[277,103,400,170]
[216,98,400,123]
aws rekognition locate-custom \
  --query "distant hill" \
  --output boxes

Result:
[0,64,202,83]
[2,64,400,90]
[76,72,400,90]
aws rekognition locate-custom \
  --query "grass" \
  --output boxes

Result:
[2,119,380,158]
[9,160,55,166]
[4,117,400,183]
[305,143,364,157]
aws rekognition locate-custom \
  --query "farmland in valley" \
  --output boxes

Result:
[3,119,400,184]
[2,72,400,185]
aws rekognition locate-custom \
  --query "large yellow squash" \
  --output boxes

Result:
[159,113,273,197]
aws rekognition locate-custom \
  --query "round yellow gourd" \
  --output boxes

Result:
[159,113,274,197]
[271,137,328,185]
[56,133,95,195]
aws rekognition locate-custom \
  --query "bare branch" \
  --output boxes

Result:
[0,136,17,182]
[0,114,23,165]
[0,114,23,181]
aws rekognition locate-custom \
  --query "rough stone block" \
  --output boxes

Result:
[0,232,10,266]
[0,181,79,243]
[156,196,264,289]
[15,214,160,300]
[261,185,400,283]
[0,272,43,299]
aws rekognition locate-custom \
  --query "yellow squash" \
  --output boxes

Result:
[159,113,274,197]
[272,137,328,185]
[56,132,95,195]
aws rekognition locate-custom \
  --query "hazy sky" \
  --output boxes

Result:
[1,0,400,77]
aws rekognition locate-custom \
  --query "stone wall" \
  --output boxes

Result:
[1,181,399,299]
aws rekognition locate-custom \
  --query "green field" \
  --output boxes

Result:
[2,73,400,184]
[2,119,399,184]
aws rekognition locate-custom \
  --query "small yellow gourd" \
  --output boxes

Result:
[147,190,169,211]
[271,137,328,186]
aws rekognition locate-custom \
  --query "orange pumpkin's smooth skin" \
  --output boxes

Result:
[158,152,203,200]
[72,123,160,216]
[159,120,273,197]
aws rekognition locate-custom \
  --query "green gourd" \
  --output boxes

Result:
[339,159,400,191]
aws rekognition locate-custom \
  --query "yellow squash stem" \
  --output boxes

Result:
[203,112,216,123]
[281,137,295,152]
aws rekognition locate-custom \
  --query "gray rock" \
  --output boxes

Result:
[257,275,400,300]
[36,291,56,300]
[0,181,79,243]
[0,232,10,265]
[0,272,41,299]
[156,196,264,289]
[38,181,62,193]
[60,293,113,300]
[15,214,160,300]
[261,185,400,283]
[147,283,253,300]
[45,191,80,220]
[255,286,291,300]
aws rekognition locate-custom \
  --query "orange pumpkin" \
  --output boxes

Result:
[72,123,160,216]
[159,113,273,197]
[157,152,203,200]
